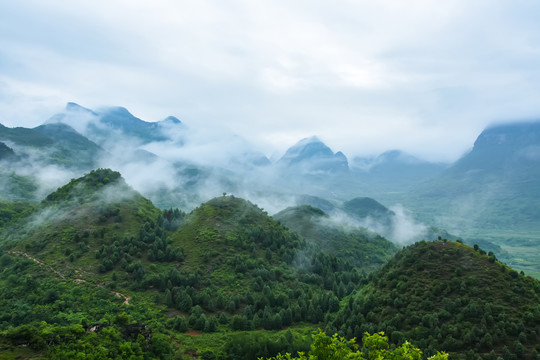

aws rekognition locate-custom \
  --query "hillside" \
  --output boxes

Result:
[332,240,540,359]
[0,172,366,359]
[274,205,397,271]
[401,121,540,277]
[351,150,447,193]
[0,122,103,169]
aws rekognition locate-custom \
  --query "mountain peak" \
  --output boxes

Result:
[65,102,97,115]
[44,168,126,203]
[279,136,348,172]
[474,121,540,149]
[160,116,182,125]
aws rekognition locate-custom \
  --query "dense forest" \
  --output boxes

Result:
[0,169,539,359]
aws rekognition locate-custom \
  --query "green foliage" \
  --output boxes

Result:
[0,171,39,202]
[260,330,448,360]
[2,169,538,360]
[45,168,123,203]
[274,205,397,271]
[0,200,35,228]
[333,240,540,359]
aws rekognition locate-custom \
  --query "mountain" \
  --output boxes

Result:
[48,102,185,146]
[0,172,365,359]
[415,121,540,217]
[332,240,540,359]
[91,106,171,143]
[341,197,394,221]
[0,142,15,160]
[1,168,161,251]
[274,205,398,271]
[0,122,104,169]
[0,122,105,203]
[1,169,537,359]
[351,150,447,193]
[293,195,337,213]
[400,122,540,275]
[278,136,349,174]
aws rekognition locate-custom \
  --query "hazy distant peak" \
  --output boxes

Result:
[335,151,347,160]
[342,197,394,219]
[298,135,322,144]
[282,136,334,160]
[474,121,540,149]
[65,102,97,115]
[376,150,423,164]
[34,123,77,132]
[160,116,182,125]
[101,106,136,118]
[279,135,349,172]
[34,122,78,134]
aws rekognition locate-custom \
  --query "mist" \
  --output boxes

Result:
[1,102,517,254]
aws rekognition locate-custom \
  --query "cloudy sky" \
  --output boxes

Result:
[1,0,540,162]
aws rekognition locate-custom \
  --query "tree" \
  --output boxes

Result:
[260,331,448,360]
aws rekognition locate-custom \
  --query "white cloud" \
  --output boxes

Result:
[1,0,540,162]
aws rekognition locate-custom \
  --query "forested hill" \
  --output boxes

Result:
[1,169,539,359]
[273,204,397,271]
[0,170,370,358]
[332,240,540,359]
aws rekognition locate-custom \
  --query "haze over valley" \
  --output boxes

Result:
[2,1,540,359]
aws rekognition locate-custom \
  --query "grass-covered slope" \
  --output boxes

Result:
[274,205,398,271]
[333,240,540,359]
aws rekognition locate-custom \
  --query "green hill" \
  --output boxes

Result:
[0,142,15,160]
[274,205,398,271]
[0,122,103,169]
[0,172,367,359]
[0,168,162,274]
[332,240,540,359]
[0,171,39,202]
[0,200,34,228]
[341,197,394,221]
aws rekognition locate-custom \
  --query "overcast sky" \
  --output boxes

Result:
[1,0,540,162]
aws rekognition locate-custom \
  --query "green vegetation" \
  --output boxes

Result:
[0,122,103,171]
[1,169,539,359]
[0,170,372,358]
[0,171,39,202]
[333,240,540,359]
[261,330,448,360]
[274,205,397,271]
[0,200,35,227]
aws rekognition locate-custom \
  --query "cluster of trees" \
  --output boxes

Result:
[96,217,184,276]
[332,240,540,359]
[44,169,123,203]
[140,196,368,334]
[262,331,448,360]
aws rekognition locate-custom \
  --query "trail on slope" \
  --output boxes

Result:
[8,250,131,306]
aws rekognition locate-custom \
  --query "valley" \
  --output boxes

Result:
[1,105,540,359]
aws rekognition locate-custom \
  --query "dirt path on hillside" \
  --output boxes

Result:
[9,250,66,279]
[8,250,131,305]
[112,291,131,305]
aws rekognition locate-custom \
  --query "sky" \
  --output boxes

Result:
[1,0,540,162]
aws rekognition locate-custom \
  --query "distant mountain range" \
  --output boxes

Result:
[2,103,540,276]
[409,121,540,232]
